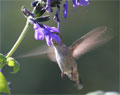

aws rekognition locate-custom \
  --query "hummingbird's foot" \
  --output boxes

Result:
[61,72,65,80]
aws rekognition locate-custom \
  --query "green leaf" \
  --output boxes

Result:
[12,60,20,74]
[7,57,20,74]
[0,53,7,70]
[0,53,6,63]
[0,71,10,94]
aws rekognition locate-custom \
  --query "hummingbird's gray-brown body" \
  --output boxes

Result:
[52,42,83,90]
[17,26,113,90]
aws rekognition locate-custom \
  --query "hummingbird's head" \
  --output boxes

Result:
[51,32,63,46]
[70,74,83,90]
[67,67,83,90]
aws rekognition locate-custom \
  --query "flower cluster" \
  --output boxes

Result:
[27,0,90,46]
[63,0,90,19]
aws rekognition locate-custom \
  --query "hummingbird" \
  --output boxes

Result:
[17,26,113,90]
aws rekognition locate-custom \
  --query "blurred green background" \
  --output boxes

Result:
[0,0,119,94]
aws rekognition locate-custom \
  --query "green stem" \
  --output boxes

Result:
[6,19,31,58]
[0,62,6,70]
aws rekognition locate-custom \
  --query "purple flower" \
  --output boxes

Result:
[33,23,61,46]
[72,0,90,7]
[63,0,68,20]
[72,0,77,8]
[78,0,90,6]
[31,0,38,7]
[53,6,60,23]
[46,0,52,13]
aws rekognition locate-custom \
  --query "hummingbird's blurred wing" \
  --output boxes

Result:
[16,45,56,62]
[47,47,56,62]
[69,26,113,59]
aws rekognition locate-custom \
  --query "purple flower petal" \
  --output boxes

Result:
[50,27,59,33]
[46,0,52,13]
[31,0,38,7]
[34,23,45,40]
[43,25,59,33]
[53,6,60,23]
[34,29,44,40]
[34,22,40,29]
[50,33,61,45]
[63,0,68,20]
[72,0,77,8]
[45,32,61,46]
[79,0,90,6]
